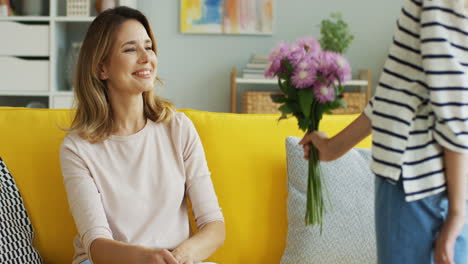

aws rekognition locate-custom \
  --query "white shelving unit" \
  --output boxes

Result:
[0,0,97,109]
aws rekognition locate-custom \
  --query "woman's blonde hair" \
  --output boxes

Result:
[69,6,174,143]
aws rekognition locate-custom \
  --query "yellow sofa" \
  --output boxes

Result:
[0,107,371,264]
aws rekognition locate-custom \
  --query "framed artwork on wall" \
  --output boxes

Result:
[180,0,273,35]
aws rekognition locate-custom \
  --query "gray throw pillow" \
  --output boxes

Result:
[281,137,376,264]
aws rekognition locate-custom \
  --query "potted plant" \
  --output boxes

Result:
[320,13,354,54]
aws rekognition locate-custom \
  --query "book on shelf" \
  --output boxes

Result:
[243,68,265,73]
[246,63,269,69]
[251,54,268,61]
[239,54,270,79]
[247,54,269,66]
[242,73,268,79]
[250,58,269,64]
[242,68,266,78]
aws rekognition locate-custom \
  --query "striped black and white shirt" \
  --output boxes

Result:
[364,0,468,201]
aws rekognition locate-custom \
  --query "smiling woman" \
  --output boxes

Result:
[70,6,171,143]
[97,19,161,135]
[60,7,225,264]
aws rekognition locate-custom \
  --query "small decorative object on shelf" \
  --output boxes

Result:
[0,0,9,16]
[95,0,115,14]
[26,101,46,109]
[67,0,90,16]
[66,42,83,90]
[265,36,352,229]
[21,0,44,16]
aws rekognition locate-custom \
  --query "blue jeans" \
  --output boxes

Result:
[375,176,468,264]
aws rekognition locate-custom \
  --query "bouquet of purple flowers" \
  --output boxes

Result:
[265,37,352,228]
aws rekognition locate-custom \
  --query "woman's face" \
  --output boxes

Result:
[100,19,157,95]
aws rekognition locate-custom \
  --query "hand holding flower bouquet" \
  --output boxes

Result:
[265,37,352,228]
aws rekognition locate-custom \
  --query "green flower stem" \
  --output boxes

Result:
[305,102,325,231]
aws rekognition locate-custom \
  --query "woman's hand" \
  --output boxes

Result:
[434,214,465,264]
[169,221,225,264]
[299,131,340,161]
[89,238,178,264]
[172,246,195,264]
[138,248,179,264]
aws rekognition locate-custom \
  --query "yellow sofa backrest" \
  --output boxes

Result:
[0,107,370,264]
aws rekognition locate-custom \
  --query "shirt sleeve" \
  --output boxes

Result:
[421,0,468,153]
[59,136,113,261]
[179,114,224,229]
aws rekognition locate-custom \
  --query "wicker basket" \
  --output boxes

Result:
[331,92,367,114]
[67,0,90,16]
[242,91,368,115]
[242,91,282,114]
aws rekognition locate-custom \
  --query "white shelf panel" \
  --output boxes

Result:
[344,80,369,86]
[0,16,51,21]
[54,16,95,22]
[236,78,276,84]
[236,78,368,86]
[0,91,50,96]
[0,16,96,22]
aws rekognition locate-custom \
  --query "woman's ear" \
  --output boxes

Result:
[98,63,109,80]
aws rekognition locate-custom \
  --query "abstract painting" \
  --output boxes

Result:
[180,0,273,35]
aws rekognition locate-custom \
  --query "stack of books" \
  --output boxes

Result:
[241,55,269,79]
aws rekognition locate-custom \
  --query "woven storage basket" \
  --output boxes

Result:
[331,92,367,114]
[242,91,282,114]
[67,0,90,16]
[242,91,368,114]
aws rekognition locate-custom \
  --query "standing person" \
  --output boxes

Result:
[60,7,225,264]
[300,0,468,263]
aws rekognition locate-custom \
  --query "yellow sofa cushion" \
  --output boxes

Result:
[0,108,75,263]
[0,107,370,263]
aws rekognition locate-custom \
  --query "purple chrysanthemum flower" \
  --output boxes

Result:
[291,63,317,89]
[316,51,352,85]
[297,55,317,70]
[287,44,306,67]
[264,60,280,78]
[268,42,290,62]
[335,54,352,83]
[265,42,291,78]
[317,51,341,85]
[296,37,321,57]
[313,83,335,103]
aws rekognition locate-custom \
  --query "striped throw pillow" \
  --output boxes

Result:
[0,157,42,263]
